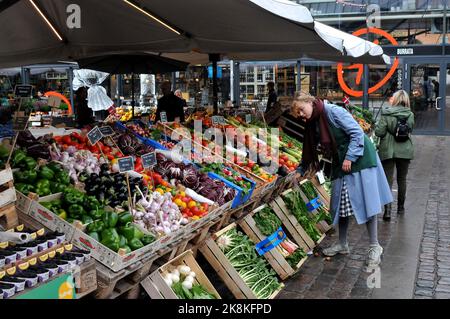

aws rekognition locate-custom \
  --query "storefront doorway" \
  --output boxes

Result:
[404,57,450,135]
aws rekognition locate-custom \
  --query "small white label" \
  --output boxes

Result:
[160,112,168,123]
[245,114,252,124]
[316,170,326,185]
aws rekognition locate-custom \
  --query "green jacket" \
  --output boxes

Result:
[375,106,414,161]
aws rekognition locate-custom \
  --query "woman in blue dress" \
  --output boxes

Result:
[292,92,393,267]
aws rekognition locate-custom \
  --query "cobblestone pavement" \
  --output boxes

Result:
[279,136,450,299]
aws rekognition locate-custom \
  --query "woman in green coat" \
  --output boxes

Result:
[375,90,414,221]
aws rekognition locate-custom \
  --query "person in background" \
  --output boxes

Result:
[74,87,94,128]
[265,81,278,113]
[375,90,414,221]
[155,81,185,123]
[423,75,432,109]
[174,89,188,108]
[432,79,439,103]
[292,91,392,268]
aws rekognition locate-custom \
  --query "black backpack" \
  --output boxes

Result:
[392,116,411,142]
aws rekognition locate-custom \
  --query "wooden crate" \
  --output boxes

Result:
[199,223,284,299]
[0,165,16,209]
[278,188,328,243]
[94,253,158,299]
[237,204,307,280]
[0,203,18,230]
[269,198,316,252]
[141,249,221,299]
[298,179,332,234]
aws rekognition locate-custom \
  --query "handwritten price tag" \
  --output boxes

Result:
[142,152,157,169]
[87,126,102,145]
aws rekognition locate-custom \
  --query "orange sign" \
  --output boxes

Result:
[337,27,399,97]
[44,91,73,114]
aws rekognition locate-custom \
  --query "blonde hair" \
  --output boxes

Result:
[292,91,315,108]
[391,90,410,108]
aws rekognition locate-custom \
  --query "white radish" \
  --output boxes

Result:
[177,265,191,276]
[181,280,192,290]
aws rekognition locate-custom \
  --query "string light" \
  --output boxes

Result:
[28,0,63,41]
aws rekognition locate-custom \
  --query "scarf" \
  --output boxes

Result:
[301,99,336,171]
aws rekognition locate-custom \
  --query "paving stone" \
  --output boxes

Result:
[437,277,450,285]
[414,295,433,299]
[414,288,434,297]
[418,272,435,281]
[435,284,450,293]
[416,280,435,289]
[326,289,348,299]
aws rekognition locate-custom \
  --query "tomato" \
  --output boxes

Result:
[182,197,191,203]
[62,135,72,145]
[191,206,200,216]
[102,145,112,153]
[201,203,209,211]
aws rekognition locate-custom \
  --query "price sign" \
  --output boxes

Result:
[245,114,252,124]
[99,126,115,137]
[14,85,33,98]
[212,116,224,125]
[316,170,326,185]
[87,126,102,145]
[118,156,134,172]
[142,152,157,169]
[160,111,168,123]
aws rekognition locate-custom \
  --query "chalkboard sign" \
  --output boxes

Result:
[141,152,157,169]
[118,156,134,172]
[100,126,115,137]
[160,112,168,123]
[245,114,252,124]
[87,126,102,145]
[14,85,33,98]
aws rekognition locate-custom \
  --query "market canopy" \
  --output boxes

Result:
[0,0,389,68]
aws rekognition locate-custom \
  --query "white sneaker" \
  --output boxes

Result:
[367,244,383,267]
[322,243,350,257]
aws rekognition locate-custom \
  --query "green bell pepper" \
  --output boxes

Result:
[21,156,37,170]
[12,150,27,167]
[41,201,53,210]
[50,199,62,209]
[82,215,94,225]
[38,167,55,180]
[63,188,85,206]
[128,238,144,251]
[55,171,70,185]
[50,182,67,194]
[57,209,67,220]
[103,211,119,228]
[119,235,128,248]
[119,223,135,241]
[89,207,105,220]
[68,204,86,219]
[15,170,37,183]
[84,196,101,211]
[36,179,51,196]
[88,232,100,242]
[141,235,155,246]
[47,162,63,174]
[101,228,120,252]
[133,226,144,240]
[118,212,133,226]
[15,183,35,195]
[86,220,105,233]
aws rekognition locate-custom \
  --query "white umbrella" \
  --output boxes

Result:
[0,0,388,67]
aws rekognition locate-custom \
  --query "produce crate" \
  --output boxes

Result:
[0,203,18,230]
[229,163,267,198]
[0,165,16,209]
[298,179,332,234]
[94,252,158,299]
[279,188,327,244]
[199,223,284,299]
[14,190,37,215]
[141,249,220,299]
[26,194,171,272]
[27,194,76,241]
[237,204,308,280]
[207,172,255,209]
[269,197,316,252]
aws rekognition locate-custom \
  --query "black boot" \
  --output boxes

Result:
[383,204,391,221]
[397,204,405,214]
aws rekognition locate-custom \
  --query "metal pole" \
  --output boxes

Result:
[209,54,220,114]
[443,0,447,55]
[362,1,370,110]
[233,61,240,107]
[296,60,302,91]
[117,74,123,106]
[131,73,135,118]
[68,67,74,113]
